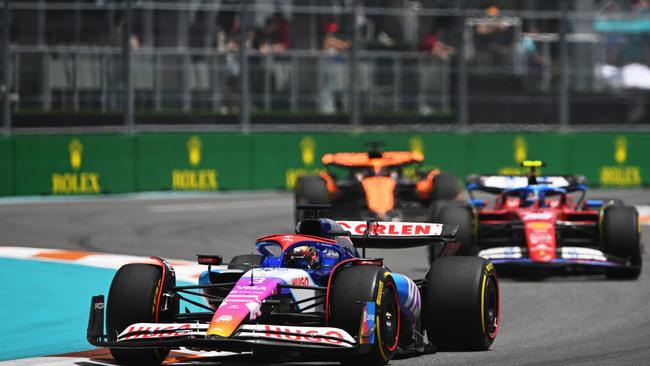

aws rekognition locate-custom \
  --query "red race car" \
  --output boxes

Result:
[430,161,642,279]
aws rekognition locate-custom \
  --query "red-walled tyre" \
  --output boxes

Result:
[330,266,400,365]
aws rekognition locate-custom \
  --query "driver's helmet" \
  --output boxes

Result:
[284,245,321,270]
[521,191,536,207]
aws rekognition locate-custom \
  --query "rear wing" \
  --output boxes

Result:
[322,151,424,169]
[466,174,587,194]
[336,220,458,248]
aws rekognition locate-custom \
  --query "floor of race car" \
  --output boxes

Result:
[0,190,649,366]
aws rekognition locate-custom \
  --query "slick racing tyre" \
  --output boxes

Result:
[107,264,171,366]
[424,257,499,351]
[294,175,329,224]
[431,171,462,201]
[601,205,642,279]
[330,266,400,365]
[227,254,263,270]
[428,201,475,258]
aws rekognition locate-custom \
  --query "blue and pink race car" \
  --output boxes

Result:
[87,216,499,365]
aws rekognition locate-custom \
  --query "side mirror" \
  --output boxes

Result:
[197,254,223,266]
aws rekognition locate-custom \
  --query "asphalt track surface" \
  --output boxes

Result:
[1,189,649,366]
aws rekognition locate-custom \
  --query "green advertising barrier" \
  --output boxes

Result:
[3,131,650,197]
[136,133,251,191]
[12,135,135,195]
[248,133,470,190]
[0,137,12,196]
[466,133,571,177]
[249,133,357,190]
[569,133,649,187]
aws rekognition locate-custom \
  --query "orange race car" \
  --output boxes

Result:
[294,143,462,224]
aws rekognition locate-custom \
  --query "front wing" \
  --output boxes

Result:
[478,246,637,274]
[87,296,361,354]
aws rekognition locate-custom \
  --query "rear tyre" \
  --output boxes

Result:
[431,171,461,201]
[428,201,475,259]
[330,266,400,365]
[424,257,499,351]
[107,264,171,366]
[602,205,642,279]
[228,254,263,270]
[294,175,329,224]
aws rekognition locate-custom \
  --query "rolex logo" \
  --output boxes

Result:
[614,136,627,164]
[300,137,316,166]
[69,139,83,170]
[410,136,424,156]
[187,136,202,167]
[514,136,527,163]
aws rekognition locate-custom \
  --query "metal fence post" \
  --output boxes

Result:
[123,0,134,132]
[239,0,251,133]
[559,4,570,129]
[349,0,360,128]
[458,9,469,127]
[2,0,11,135]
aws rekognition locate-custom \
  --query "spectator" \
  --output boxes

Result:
[521,26,548,68]
[320,22,350,114]
[418,24,455,115]
[322,22,351,54]
[474,3,515,67]
[260,12,291,54]
[419,28,456,60]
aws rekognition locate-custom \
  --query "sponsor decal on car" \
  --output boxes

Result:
[359,302,376,345]
[292,277,310,286]
[337,221,443,236]
[215,315,233,322]
[521,212,554,221]
[239,324,355,347]
[118,323,207,341]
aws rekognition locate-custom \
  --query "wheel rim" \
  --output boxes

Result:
[484,273,499,339]
[380,282,400,352]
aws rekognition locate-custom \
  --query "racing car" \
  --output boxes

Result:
[429,160,642,278]
[294,142,461,223]
[87,213,499,365]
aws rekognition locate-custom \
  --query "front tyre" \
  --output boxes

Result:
[424,257,499,351]
[330,266,400,365]
[107,264,171,366]
[602,205,642,279]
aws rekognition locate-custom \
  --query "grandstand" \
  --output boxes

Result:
[1,0,649,129]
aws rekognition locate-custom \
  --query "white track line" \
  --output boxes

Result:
[0,246,210,283]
